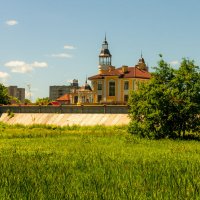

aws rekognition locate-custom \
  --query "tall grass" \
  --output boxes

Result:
[0,123,199,199]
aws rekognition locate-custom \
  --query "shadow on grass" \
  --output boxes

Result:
[159,132,200,141]
[181,134,200,141]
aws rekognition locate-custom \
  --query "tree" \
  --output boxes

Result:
[10,96,21,104]
[128,56,200,139]
[0,83,10,105]
[35,97,50,105]
[24,99,32,105]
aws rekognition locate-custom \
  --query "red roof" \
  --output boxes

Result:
[88,66,151,80]
[48,101,61,106]
[57,94,70,101]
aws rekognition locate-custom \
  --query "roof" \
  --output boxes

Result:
[79,82,92,91]
[48,101,61,106]
[88,66,151,80]
[56,94,70,101]
[99,49,111,57]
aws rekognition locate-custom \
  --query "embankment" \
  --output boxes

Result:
[0,113,130,126]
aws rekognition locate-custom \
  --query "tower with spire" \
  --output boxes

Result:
[136,52,148,71]
[98,35,113,74]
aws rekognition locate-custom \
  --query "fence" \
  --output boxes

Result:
[0,105,129,114]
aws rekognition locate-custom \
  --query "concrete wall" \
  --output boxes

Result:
[0,105,128,114]
[0,113,130,126]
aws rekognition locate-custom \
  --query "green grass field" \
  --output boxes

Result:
[0,123,199,199]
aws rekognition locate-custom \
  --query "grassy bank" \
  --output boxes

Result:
[0,123,200,199]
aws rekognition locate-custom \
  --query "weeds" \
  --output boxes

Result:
[6,109,14,119]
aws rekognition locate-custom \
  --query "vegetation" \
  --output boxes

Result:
[128,56,200,139]
[0,123,199,199]
[9,96,21,104]
[24,98,32,105]
[6,109,15,118]
[0,83,10,105]
[35,97,51,105]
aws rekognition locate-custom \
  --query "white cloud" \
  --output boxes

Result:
[0,71,10,83]
[32,62,48,68]
[5,60,48,73]
[51,53,72,58]
[0,71,10,79]
[0,72,9,78]
[170,61,179,65]
[6,20,18,26]
[5,61,32,73]
[64,45,75,50]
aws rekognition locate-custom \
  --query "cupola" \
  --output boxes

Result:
[98,35,112,73]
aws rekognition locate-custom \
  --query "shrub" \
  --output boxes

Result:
[128,56,200,139]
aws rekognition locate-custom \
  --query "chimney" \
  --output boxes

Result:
[122,65,128,73]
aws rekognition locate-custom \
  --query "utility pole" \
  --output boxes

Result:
[27,84,31,101]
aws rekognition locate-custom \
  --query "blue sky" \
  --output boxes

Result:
[0,0,200,100]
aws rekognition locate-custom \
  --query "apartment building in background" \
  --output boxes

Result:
[7,86,25,103]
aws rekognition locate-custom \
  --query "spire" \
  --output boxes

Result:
[99,35,112,64]
[81,75,92,91]
[139,51,144,63]
[103,33,108,45]
[137,52,148,71]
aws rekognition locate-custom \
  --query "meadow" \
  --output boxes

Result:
[0,123,199,199]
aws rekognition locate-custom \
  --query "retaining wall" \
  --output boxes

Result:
[0,113,130,126]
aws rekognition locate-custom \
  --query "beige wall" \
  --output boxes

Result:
[91,77,149,103]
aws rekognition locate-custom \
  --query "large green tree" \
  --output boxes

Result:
[128,57,200,139]
[0,83,10,105]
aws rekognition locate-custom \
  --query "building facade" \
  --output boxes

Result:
[69,80,94,104]
[49,79,79,100]
[7,86,25,103]
[88,37,151,104]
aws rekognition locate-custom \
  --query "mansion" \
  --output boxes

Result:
[51,37,151,105]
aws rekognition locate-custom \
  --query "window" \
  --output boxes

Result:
[124,81,129,90]
[98,82,102,90]
[58,89,63,96]
[98,95,102,103]
[109,81,115,96]
[74,96,78,104]
[124,95,129,102]
[82,96,85,103]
